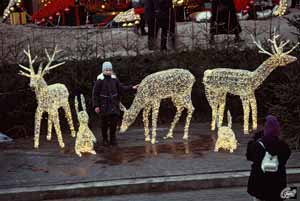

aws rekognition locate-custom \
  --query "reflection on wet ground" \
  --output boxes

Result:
[95,135,214,166]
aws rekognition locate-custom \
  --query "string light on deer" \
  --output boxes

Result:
[18,46,76,149]
[273,0,288,16]
[203,32,298,134]
[113,8,140,25]
[75,94,97,157]
[214,111,238,153]
[119,69,195,144]
[2,0,22,19]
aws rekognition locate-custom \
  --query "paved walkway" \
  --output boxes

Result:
[47,185,300,201]
[0,123,299,189]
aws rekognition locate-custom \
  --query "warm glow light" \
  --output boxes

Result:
[75,94,97,157]
[113,8,140,23]
[18,46,76,148]
[3,0,17,18]
[173,0,185,6]
[119,69,195,144]
[273,0,288,16]
[214,111,238,153]
[203,33,298,134]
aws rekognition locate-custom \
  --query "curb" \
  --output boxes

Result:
[1,168,300,201]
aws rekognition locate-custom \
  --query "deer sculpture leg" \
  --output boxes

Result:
[52,110,65,148]
[63,103,76,137]
[143,105,151,142]
[241,96,250,134]
[164,96,184,139]
[34,108,43,148]
[47,113,53,141]
[217,93,227,127]
[249,94,258,131]
[183,94,194,140]
[151,100,160,144]
[205,88,220,131]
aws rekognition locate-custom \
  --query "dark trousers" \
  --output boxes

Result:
[292,0,299,7]
[101,114,119,144]
[159,17,175,50]
[140,14,146,33]
[147,17,158,49]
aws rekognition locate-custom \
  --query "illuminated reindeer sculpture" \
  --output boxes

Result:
[119,69,195,144]
[19,46,76,148]
[203,33,298,134]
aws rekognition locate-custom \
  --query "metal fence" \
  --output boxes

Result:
[0,16,292,66]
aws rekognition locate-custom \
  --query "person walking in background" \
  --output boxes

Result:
[157,0,176,51]
[246,115,291,201]
[132,0,147,36]
[92,61,138,146]
[144,0,159,50]
[210,0,242,43]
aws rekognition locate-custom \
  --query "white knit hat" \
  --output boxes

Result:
[102,61,113,72]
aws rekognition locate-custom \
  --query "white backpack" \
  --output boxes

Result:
[258,140,279,173]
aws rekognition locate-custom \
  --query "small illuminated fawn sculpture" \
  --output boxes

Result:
[18,46,76,148]
[214,110,238,153]
[74,94,97,157]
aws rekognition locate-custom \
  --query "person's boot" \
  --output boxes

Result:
[110,132,117,146]
[102,133,109,146]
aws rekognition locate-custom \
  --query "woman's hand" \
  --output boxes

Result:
[132,85,139,89]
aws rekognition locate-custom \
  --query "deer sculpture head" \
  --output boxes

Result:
[252,33,298,67]
[18,46,65,90]
[119,103,135,133]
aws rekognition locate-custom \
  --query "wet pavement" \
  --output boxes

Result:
[0,123,300,189]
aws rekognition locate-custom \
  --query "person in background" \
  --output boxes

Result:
[144,0,159,50]
[132,0,147,36]
[210,0,242,43]
[92,61,138,146]
[157,0,176,51]
[246,115,291,201]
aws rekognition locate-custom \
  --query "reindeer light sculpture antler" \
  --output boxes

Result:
[19,46,75,149]
[203,32,298,134]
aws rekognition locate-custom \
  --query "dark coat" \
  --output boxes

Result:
[144,0,159,21]
[210,0,242,35]
[158,0,172,20]
[157,0,175,28]
[246,133,291,201]
[92,75,132,116]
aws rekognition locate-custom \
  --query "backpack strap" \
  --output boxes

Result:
[257,140,266,149]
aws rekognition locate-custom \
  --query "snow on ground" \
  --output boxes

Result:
[0,9,299,64]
